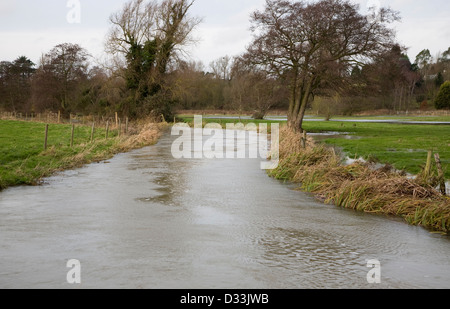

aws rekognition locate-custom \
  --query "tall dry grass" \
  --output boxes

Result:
[115,120,168,152]
[269,126,450,234]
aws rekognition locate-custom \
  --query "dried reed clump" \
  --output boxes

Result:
[271,126,450,233]
[118,122,167,151]
[270,127,340,181]
[277,127,305,158]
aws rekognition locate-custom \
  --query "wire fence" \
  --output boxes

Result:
[1,111,131,151]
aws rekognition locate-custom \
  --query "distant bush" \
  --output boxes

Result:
[419,100,429,110]
[435,81,450,109]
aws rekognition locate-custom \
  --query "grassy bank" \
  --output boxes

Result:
[302,121,450,179]
[269,126,450,234]
[0,119,167,190]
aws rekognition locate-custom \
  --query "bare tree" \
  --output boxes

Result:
[229,57,287,119]
[244,0,400,132]
[106,0,158,56]
[106,0,201,75]
[209,55,233,80]
[32,43,90,114]
[155,0,202,74]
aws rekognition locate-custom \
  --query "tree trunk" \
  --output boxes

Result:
[287,76,299,129]
[288,78,313,133]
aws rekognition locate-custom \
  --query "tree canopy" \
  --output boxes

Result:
[243,0,400,131]
[3,0,449,119]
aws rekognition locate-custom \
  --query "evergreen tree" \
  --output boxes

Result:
[435,81,450,109]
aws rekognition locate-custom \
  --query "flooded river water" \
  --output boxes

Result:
[1,132,450,289]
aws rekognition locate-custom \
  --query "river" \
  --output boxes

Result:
[0,131,449,289]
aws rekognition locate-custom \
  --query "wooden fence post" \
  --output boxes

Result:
[434,153,446,196]
[44,124,49,150]
[106,121,110,139]
[424,150,433,180]
[90,122,95,143]
[70,124,75,147]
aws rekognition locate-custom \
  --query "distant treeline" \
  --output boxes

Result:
[1,0,449,121]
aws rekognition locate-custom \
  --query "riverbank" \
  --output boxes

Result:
[0,119,168,190]
[268,127,450,234]
[302,121,450,180]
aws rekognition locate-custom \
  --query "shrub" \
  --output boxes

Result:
[435,81,450,109]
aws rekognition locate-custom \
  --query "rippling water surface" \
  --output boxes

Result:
[0,133,449,289]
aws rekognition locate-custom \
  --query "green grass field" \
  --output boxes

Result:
[0,120,119,189]
[179,115,450,179]
[303,121,450,179]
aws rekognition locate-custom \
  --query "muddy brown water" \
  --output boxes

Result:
[0,132,449,289]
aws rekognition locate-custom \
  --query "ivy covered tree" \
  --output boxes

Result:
[106,0,201,119]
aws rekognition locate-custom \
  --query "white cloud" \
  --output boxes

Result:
[186,0,265,66]
[187,25,254,66]
[0,28,107,64]
[0,2,16,17]
[352,0,450,60]
[396,16,450,61]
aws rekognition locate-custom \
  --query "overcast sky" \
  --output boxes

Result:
[0,0,449,70]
